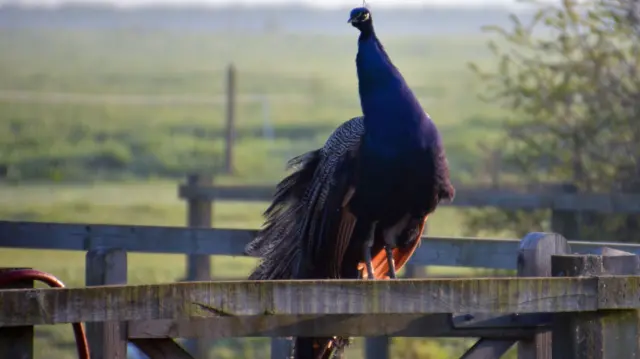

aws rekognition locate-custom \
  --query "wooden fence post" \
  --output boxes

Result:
[86,248,128,359]
[185,174,213,359]
[224,64,237,175]
[517,232,570,359]
[270,338,291,359]
[363,222,430,359]
[549,183,579,240]
[0,268,34,359]
[551,248,640,359]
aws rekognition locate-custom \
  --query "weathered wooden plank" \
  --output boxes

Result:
[130,338,194,359]
[552,251,640,359]
[460,338,516,359]
[0,268,33,359]
[0,221,253,257]
[517,232,569,359]
[0,277,616,326]
[178,184,274,202]
[4,220,640,269]
[128,314,538,339]
[178,185,640,213]
[85,248,128,359]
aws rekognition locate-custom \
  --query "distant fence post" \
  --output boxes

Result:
[364,221,428,359]
[185,174,213,359]
[363,223,430,359]
[85,248,128,359]
[517,232,570,359]
[364,221,429,359]
[549,183,579,240]
[0,267,34,359]
[551,248,640,359]
[270,338,291,359]
[224,64,237,175]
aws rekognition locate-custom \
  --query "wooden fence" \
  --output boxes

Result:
[1,226,640,359]
[3,222,640,359]
[176,174,640,358]
[2,175,640,359]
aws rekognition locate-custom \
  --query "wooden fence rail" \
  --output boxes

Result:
[3,220,640,269]
[2,223,640,359]
[178,181,640,214]
[0,231,640,359]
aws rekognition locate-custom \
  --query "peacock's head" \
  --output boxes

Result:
[348,7,372,30]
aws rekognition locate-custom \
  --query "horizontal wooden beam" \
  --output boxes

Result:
[179,185,640,214]
[127,314,540,339]
[0,277,637,327]
[3,221,640,269]
[0,221,253,257]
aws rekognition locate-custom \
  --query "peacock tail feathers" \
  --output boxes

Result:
[246,116,364,281]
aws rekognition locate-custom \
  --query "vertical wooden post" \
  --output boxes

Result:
[549,183,579,240]
[270,338,291,359]
[551,248,640,359]
[517,232,570,359]
[224,64,237,175]
[0,268,34,359]
[365,336,389,359]
[404,220,427,279]
[86,248,128,359]
[185,174,213,359]
[364,224,430,359]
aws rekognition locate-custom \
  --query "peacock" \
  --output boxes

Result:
[246,6,454,359]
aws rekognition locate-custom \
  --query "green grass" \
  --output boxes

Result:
[0,29,508,184]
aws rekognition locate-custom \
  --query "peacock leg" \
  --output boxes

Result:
[385,245,397,279]
[363,222,377,280]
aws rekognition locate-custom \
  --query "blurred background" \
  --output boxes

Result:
[1,0,639,358]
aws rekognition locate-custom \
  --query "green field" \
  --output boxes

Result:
[0,28,508,184]
[0,19,518,359]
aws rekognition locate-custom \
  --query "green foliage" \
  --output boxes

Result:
[465,0,640,241]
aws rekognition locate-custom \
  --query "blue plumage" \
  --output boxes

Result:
[347,6,453,237]
[352,6,436,153]
[293,8,455,358]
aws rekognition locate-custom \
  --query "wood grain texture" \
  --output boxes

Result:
[552,250,640,359]
[0,277,626,327]
[85,248,128,359]
[3,221,640,269]
[516,232,570,359]
[130,339,194,359]
[0,268,33,359]
[178,184,640,213]
[127,314,539,339]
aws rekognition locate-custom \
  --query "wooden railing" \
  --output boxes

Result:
[2,221,640,359]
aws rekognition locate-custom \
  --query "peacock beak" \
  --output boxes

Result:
[347,17,354,23]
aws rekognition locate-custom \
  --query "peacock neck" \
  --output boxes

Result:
[356,28,404,94]
[355,27,428,149]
